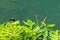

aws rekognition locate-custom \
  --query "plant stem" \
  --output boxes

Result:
[40,16,47,28]
[43,16,47,22]
[36,17,39,26]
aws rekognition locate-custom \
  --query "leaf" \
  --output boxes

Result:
[41,22,46,26]
[33,26,40,32]
[23,19,35,27]
[43,31,48,38]
[39,27,47,33]
[47,24,56,28]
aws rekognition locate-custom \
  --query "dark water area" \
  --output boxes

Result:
[0,0,59,29]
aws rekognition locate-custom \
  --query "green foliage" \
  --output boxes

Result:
[0,19,58,40]
[0,21,21,40]
[47,24,56,28]
[49,30,60,40]
[41,22,46,26]
[23,19,35,27]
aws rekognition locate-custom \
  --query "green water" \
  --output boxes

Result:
[0,0,59,29]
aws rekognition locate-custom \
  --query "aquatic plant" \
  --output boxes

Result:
[0,17,59,40]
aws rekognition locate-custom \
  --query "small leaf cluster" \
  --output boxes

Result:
[49,30,60,40]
